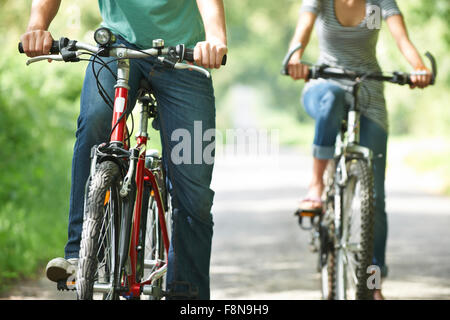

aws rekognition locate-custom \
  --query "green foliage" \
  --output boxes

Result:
[0,0,99,288]
[216,0,316,122]
[0,47,76,287]
[408,0,450,46]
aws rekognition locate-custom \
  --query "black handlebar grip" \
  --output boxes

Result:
[184,48,194,62]
[406,76,413,86]
[18,40,60,54]
[184,48,227,66]
[306,68,313,81]
[18,42,25,53]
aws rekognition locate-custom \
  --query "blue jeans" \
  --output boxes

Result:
[303,82,388,277]
[65,37,216,299]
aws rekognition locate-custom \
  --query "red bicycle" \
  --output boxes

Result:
[19,27,225,300]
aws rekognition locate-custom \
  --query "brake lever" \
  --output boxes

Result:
[25,52,82,66]
[175,63,211,78]
[156,57,210,78]
[26,54,64,66]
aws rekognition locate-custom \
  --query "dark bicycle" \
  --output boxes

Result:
[282,43,437,299]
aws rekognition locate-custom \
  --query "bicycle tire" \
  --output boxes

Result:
[320,160,336,300]
[320,224,335,300]
[335,159,374,300]
[77,160,123,300]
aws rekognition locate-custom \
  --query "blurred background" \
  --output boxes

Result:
[0,0,449,299]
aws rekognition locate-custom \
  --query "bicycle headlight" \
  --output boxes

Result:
[94,28,116,46]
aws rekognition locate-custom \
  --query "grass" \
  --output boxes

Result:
[0,177,69,294]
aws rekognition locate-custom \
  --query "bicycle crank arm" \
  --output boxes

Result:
[142,284,165,299]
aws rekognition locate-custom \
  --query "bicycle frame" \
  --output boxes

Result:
[333,80,373,240]
[94,57,171,298]
[19,30,221,299]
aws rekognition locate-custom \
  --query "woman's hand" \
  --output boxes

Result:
[410,66,432,89]
[287,50,310,81]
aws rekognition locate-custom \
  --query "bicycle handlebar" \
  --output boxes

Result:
[18,39,227,64]
[18,36,226,78]
[281,43,437,86]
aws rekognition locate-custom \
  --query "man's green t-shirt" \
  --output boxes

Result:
[98,0,205,49]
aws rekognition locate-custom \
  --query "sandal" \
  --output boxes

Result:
[297,196,323,213]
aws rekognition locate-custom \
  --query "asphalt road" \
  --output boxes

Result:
[209,149,450,300]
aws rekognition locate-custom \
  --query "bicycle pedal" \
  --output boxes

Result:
[295,209,322,231]
[57,279,76,291]
[294,208,322,217]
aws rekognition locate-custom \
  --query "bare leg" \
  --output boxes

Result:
[300,158,328,210]
[373,289,385,300]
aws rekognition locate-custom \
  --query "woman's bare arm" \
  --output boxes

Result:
[386,14,431,89]
[288,11,317,81]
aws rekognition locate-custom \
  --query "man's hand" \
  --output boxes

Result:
[20,0,61,58]
[20,29,54,57]
[194,39,228,69]
[195,0,227,70]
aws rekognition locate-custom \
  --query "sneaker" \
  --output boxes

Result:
[45,257,78,282]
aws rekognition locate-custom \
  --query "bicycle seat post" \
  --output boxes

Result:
[136,80,157,144]
[137,96,150,140]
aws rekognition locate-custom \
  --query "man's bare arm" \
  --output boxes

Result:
[20,0,61,57]
[195,0,228,69]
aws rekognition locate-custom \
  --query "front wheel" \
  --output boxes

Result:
[320,160,336,300]
[335,159,374,300]
[77,160,123,300]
